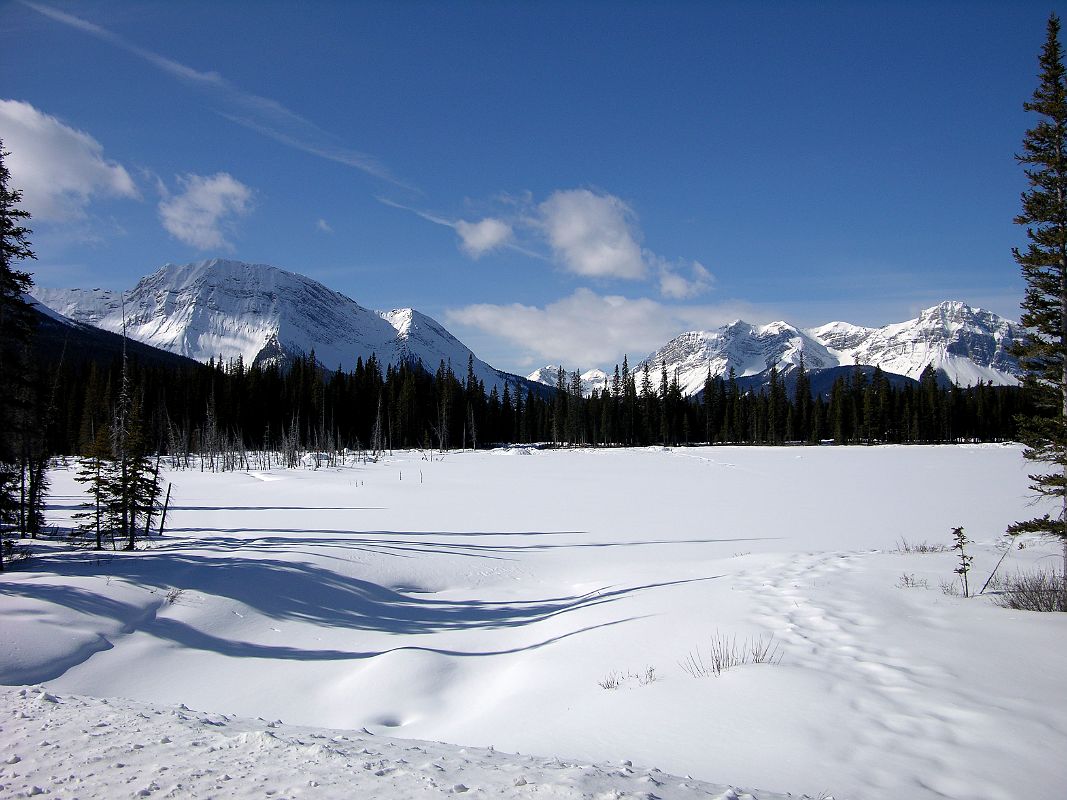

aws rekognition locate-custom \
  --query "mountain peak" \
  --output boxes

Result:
[526,300,1025,396]
[525,365,609,396]
[36,259,528,395]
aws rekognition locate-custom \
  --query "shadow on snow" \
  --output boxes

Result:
[0,544,722,669]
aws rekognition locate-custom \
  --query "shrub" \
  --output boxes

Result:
[598,671,622,690]
[597,666,657,689]
[939,578,960,597]
[991,569,1067,612]
[1,538,31,566]
[680,631,781,678]
[895,538,948,554]
[897,572,929,589]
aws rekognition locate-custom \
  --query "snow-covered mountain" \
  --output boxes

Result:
[525,301,1024,396]
[632,321,840,396]
[526,366,609,396]
[36,259,526,393]
[810,301,1022,386]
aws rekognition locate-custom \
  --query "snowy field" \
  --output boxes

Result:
[2,444,1066,799]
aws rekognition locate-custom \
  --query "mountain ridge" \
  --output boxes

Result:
[35,259,534,395]
[38,262,1023,399]
[528,301,1023,397]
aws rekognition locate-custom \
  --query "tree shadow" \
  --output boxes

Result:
[0,579,648,679]
[0,549,723,662]
[168,506,388,512]
[160,530,778,563]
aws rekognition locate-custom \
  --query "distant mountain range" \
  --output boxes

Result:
[36,260,1024,399]
[530,301,1023,397]
[34,259,536,395]
[525,366,610,396]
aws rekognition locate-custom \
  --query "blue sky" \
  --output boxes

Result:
[0,1,1060,373]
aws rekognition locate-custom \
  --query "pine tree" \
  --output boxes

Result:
[1008,14,1067,586]
[0,142,37,571]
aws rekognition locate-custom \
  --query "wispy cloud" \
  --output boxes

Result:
[0,99,137,222]
[377,196,453,227]
[383,188,714,299]
[378,197,519,259]
[20,1,407,188]
[316,218,333,234]
[655,258,715,300]
[158,173,253,251]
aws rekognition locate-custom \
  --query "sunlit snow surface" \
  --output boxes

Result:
[2,445,1066,799]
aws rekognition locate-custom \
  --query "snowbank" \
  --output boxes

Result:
[0,686,791,799]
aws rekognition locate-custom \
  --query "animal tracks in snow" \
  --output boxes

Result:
[733,550,1049,800]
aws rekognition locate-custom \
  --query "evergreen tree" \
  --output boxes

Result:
[767,363,786,444]
[793,355,813,443]
[0,142,37,570]
[1008,13,1067,585]
[73,424,115,550]
[702,368,715,443]
[659,361,670,445]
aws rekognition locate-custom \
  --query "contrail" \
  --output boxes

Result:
[20,1,412,190]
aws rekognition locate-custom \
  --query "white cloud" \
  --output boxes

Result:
[381,188,706,287]
[0,99,137,221]
[316,218,333,233]
[158,173,253,250]
[378,197,519,259]
[656,258,715,300]
[538,189,647,280]
[447,289,764,368]
[455,217,512,258]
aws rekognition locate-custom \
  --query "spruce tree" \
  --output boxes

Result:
[0,142,36,570]
[1008,14,1067,586]
[74,424,114,549]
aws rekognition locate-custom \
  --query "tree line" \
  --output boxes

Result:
[35,347,1027,465]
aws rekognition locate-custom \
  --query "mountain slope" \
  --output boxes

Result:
[25,295,203,371]
[809,301,1021,385]
[632,321,838,396]
[37,259,528,394]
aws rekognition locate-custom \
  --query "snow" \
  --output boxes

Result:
[807,301,1022,386]
[0,687,790,800]
[526,366,610,396]
[31,287,123,327]
[35,259,525,394]
[2,445,1066,799]
[528,301,1023,395]
[632,323,838,395]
